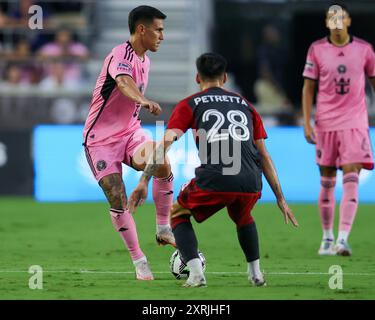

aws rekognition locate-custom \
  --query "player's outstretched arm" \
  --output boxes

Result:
[255,139,299,227]
[302,78,316,144]
[115,75,161,115]
[127,129,179,214]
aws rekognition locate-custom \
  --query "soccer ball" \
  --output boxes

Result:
[169,249,206,280]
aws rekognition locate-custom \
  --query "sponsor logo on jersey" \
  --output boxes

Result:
[117,62,132,73]
[306,61,314,68]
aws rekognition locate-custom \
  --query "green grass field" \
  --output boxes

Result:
[0,197,374,300]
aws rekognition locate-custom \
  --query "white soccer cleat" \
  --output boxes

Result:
[135,261,154,280]
[182,274,207,288]
[318,238,336,256]
[156,229,176,247]
[335,239,352,256]
[249,274,267,287]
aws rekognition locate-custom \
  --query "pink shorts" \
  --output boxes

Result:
[315,128,374,170]
[84,128,152,182]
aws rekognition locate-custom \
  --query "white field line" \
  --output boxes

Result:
[0,270,374,276]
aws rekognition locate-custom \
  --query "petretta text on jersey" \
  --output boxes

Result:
[193,95,248,106]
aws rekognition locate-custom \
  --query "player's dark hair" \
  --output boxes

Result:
[326,2,349,15]
[128,6,166,35]
[196,53,227,80]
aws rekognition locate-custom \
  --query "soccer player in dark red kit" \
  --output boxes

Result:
[83,6,175,281]
[302,3,375,256]
[128,53,298,287]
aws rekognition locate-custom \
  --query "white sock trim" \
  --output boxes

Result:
[157,224,171,233]
[338,231,349,243]
[109,208,125,218]
[187,258,203,276]
[133,256,147,266]
[248,259,262,279]
[323,229,334,240]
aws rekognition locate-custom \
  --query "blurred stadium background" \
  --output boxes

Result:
[0,0,375,300]
[0,0,374,200]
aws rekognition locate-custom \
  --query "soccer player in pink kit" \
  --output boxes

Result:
[302,4,375,256]
[83,6,175,280]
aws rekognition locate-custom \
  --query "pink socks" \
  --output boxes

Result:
[108,172,174,263]
[108,172,173,263]
[318,172,359,242]
[318,176,336,236]
[152,173,174,226]
[110,208,145,261]
[339,172,359,235]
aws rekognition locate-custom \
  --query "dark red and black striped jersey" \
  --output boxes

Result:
[167,87,267,193]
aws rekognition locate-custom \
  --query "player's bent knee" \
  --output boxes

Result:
[342,163,362,174]
[131,141,156,171]
[170,202,192,229]
[99,174,125,209]
[100,177,120,193]
[319,166,337,177]
[171,214,191,230]
[153,162,171,178]
[234,215,254,229]
[170,202,191,218]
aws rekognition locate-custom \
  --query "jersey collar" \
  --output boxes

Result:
[126,40,146,63]
[327,34,353,47]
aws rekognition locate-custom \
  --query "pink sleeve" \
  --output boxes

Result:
[365,45,375,78]
[302,44,319,80]
[108,48,134,80]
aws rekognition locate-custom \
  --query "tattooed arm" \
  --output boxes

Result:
[127,129,179,213]
[116,75,162,115]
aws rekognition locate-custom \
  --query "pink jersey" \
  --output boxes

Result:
[83,40,150,146]
[303,36,375,132]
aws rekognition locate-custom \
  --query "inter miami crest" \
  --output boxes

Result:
[96,160,107,171]
[335,64,350,95]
